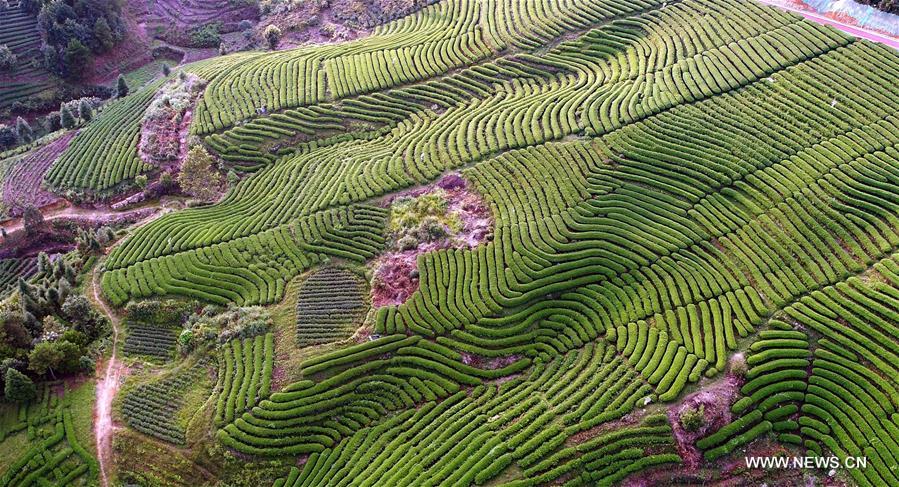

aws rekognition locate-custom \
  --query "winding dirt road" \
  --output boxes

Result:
[757,0,899,50]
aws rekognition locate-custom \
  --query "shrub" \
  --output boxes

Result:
[117,75,129,98]
[263,25,281,50]
[60,105,77,129]
[680,404,706,432]
[190,22,222,48]
[78,99,93,122]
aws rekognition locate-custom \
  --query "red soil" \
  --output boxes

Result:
[667,375,742,469]
[370,173,493,307]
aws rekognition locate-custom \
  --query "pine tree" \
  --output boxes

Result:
[63,39,90,80]
[116,74,129,98]
[94,17,115,52]
[15,116,32,143]
[60,104,77,129]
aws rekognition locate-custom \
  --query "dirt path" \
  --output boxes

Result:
[0,202,141,236]
[89,206,172,487]
[92,266,126,487]
[758,0,899,50]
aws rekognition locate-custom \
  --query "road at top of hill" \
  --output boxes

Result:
[758,0,899,50]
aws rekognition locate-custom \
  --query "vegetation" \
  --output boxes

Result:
[35,0,126,78]
[177,145,223,201]
[4,0,899,485]
[295,267,368,346]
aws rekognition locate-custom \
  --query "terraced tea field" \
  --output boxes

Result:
[2,0,899,485]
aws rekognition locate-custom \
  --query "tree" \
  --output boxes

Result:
[40,43,61,75]
[15,117,33,144]
[0,44,16,71]
[116,74,129,98]
[22,205,45,237]
[27,340,80,378]
[162,63,171,76]
[0,124,16,150]
[178,145,223,202]
[63,39,90,80]
[4,368,36,402]
[1,311,32,348]
[263,25,281,50]
[27,341,63,378]
[60,105,77,129]
[94,17,114,52]
[78,99,92,122]
[218,43,226,56]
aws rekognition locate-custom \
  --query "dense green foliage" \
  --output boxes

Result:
[19,0,899,484]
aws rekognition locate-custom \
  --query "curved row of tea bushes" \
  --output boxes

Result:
[102,205,386,305]
[216,333,274,425]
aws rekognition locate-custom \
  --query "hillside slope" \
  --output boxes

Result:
[12,0,899,485]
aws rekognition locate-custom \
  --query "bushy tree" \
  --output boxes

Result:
[178,145,223,201]
[0,124,16,150]
[161,63,170,76]
[4,368,36,403]
[116,74,129,98]
[78,98,93,122]
[28,340,80,378]
[16,117,33,144]
[0,44,16,71]
[60,104,77,129]
[218,42,226,56]
[22,205,45,237]
[263,25,281,50]
[62,295,106,340]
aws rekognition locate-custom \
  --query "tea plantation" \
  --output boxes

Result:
[2,0,899,485]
